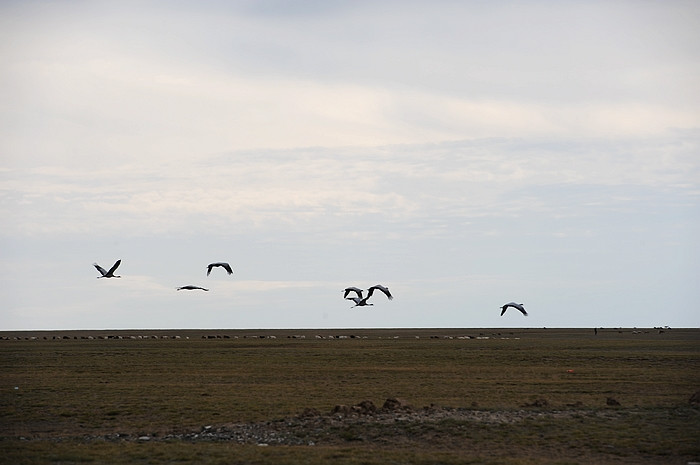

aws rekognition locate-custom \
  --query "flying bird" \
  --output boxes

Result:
[367,284,393,300]
[177,285,209,291]
[500,302,528,316]
[207,262,233,276]
[344,284,393,307]
[346,296,373,308]
[343,287,364,299]
[93,260,122,278]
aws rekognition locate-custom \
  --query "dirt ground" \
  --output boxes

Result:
[13,400,697,465]
[2,328,699,464]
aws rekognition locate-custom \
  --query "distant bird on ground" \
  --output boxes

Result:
[500,302,527,316]
[367,284,393,300]
[93,260,122,278]
[343,287,364,299]
[177,285,209,291]
[207,262,233,276]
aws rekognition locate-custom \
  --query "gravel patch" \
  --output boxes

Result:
[55,399,626,446]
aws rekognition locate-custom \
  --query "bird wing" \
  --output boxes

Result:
[343,287,363,299]
[106,259,121,276]
[501,302,527,316]
[516,304,528,316]
[346,297,361,304]
[368,285,393,300]
[177,285,208,291]
[208,262,233,275]
[93,263,107,276]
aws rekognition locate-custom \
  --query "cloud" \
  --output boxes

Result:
[2,134,697,240]
[1,1,699,329]
[2,0,698,168]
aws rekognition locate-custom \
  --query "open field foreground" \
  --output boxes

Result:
[2,328,699,464]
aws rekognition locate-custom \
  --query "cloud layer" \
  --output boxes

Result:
[1,1,699,329]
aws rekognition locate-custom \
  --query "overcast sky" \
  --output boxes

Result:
[1,1,699,330]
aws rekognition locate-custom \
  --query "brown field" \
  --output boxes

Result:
[1,327,699,464]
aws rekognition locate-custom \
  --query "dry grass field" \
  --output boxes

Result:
[1,327,699,464]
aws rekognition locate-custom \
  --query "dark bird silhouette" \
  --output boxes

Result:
[343,287,364,299]
[500,302,527,316]
[344,284,393,307]
[367,284,393,300]
[207,262,233,276]
[177,285,209,291]
[347,296,373,307]
[93,260,122,278]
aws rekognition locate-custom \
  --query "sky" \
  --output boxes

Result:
[1,0,699,330]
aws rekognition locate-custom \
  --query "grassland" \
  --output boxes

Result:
[1,328,699,464]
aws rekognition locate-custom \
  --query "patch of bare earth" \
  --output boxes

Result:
[31,398,692,464]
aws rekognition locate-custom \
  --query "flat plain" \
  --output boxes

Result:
[1,327,699,464]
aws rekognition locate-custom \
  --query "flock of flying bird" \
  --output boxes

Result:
[93,259,233,292]
[343,285,393,307]
[93,259,529,317]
